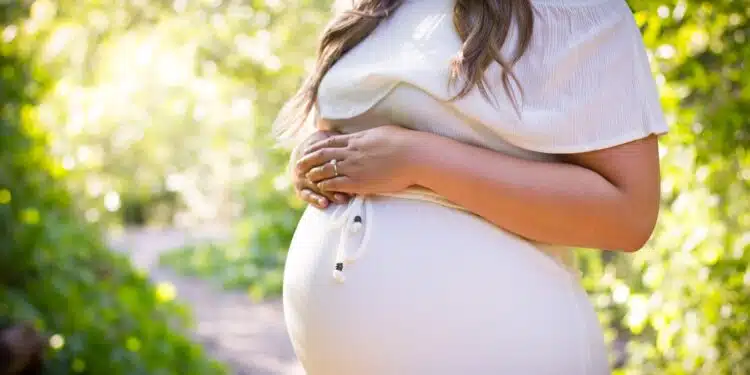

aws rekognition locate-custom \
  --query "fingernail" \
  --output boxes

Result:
[317,198,327,206]
[334,194,347,203]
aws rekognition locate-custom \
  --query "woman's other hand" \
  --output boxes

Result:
[291,130,350,209]
[296,125,423,195]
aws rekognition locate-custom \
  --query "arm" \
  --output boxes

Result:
[299,126,662,252]
[408,131,662,252]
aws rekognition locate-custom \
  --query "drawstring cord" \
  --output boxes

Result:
[328,195,374,283]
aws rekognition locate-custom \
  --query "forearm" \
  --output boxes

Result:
[410,133,655,252]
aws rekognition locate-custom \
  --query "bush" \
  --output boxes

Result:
[160,171,302,300]
[0,3,226,374]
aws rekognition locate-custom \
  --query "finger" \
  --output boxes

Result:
[333,193,350,203]
[298,188,328,208]
[298,188,321,207]
[296,148,349,175]
[305,162,339,183]
[321,191,345,204]
[299,179,345,205]
[306,182,340,204]
[314,184,350,204]
[320,191,348,205]
[304,134,351,155]
[318,176,357,193]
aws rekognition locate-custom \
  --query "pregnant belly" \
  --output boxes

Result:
[282,196,608,375]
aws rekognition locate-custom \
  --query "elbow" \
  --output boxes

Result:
[618,229,653,253]
[618,212,659,253]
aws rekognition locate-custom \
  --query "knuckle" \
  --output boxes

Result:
[295,158,307,170]
[328,135,345,148]
[302,180,316,191]
[306,170,318,181]
[309,183,324,194]
[302,155,315,168]
[295,166,307,178]
[309,149,322,160]
[321,179,338,191]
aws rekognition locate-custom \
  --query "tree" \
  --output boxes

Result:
[0,1,226,373]
[20,0,333,226]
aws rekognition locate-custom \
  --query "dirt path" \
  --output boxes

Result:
[107,227,304,375]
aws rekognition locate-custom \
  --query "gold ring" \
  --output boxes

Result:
[330,159,339,177]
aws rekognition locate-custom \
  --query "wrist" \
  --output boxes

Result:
[403,130,444,188]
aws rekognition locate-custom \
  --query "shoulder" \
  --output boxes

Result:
[521,0,642,66]
[531,0,634,26]
[504,0,667,154]
[532,0,629,8]
[530,0,635,37]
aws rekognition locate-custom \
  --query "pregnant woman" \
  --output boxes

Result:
[277,0,667,373]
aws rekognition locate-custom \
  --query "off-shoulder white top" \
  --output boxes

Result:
[312,0,667,154]
[279,0,668,268]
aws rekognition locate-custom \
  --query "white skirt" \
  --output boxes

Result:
[283,195,610,375]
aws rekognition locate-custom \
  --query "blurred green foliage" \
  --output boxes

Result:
[162,1,749,373]
[589,1,749,373]
[23,0,334,226]
[0,2,226,374]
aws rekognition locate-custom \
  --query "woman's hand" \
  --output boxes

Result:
[296,125,423,195]
[291,130,350,209]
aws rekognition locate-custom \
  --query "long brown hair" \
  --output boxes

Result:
[274,0,535,140]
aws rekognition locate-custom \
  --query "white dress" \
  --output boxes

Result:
[281,0,667,373]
